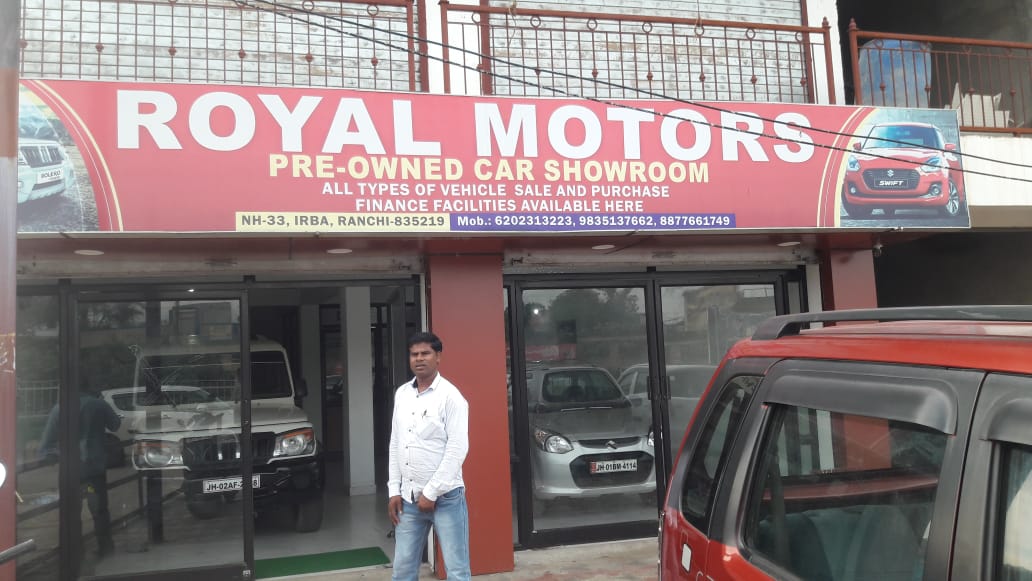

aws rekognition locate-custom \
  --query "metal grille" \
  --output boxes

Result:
[862,168,920,190]
[19,144,64,168]
[182,431,276,469]
[849,23,1032,134]
[579,436,641,449]
[19,0,420,91]
[441,4,835,104]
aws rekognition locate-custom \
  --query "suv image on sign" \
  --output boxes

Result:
[129,339,324,532]
[525,364,655,502]
[660,306,1032,581]
[17,137,75,203]
[842,122,965,219]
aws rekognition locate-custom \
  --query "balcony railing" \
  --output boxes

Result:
[19,0,419,91]
[439,2,836,104]
[848,21,1032,134]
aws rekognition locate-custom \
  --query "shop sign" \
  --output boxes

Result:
[16,80,970,233]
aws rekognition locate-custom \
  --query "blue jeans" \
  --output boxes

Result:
[392,487,470,581]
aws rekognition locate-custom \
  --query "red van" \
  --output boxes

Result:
[660,306,1032,581]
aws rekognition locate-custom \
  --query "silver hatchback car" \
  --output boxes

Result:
[525,364,655,501]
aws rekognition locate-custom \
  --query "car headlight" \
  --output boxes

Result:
[918,156,945,174]
[647,429,654,447]
[533,428,573,454]
[847,155,860,172]
[273,428,315,457]
[133,440,183,468]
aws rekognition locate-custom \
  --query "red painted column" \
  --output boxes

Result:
[819,248,878,310]
[425,250,514,576]
[0,2,19,581]
[820,248,884,465]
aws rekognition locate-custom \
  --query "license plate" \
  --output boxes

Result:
[202,475,260,494]
[590,459,637,474]
[37,168,63,184]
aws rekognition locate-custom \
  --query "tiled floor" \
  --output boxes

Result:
[280,537,659,580]
[21,457,659,580]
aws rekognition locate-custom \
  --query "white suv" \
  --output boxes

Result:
[128,338,325,532]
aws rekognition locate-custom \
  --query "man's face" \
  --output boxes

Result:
[409,342,441,380]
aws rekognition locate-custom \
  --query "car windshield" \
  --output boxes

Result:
[112,388,216,411]
[136,349,292,400]
[540,369,623,404]
[863,125,944,149]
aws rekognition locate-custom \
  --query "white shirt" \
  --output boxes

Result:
[387,373,469,502]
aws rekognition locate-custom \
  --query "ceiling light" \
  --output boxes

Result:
[74,249,104,256]
[591,244,616,251]
[326,248,353,254]
[776,241,801,247]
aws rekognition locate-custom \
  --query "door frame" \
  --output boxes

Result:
[67,281,254,581]
[504,268,803,548]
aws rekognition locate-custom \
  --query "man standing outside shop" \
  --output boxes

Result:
[387,332,470,581]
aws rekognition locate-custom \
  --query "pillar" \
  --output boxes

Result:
[425,250,513,575]
[820,248,878,310]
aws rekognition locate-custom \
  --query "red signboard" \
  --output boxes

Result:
[16,80,970,233]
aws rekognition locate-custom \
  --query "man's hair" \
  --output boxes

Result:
[407,331,443,353]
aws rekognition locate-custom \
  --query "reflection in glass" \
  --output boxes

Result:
[659,285,776,446]
[521,288,655,530]
[74,299,245,578]
[15,295,61,581]
[1000,445,1032,580]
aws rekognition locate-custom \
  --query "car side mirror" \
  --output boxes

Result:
[852,142,862,151]
[944,143,957,151]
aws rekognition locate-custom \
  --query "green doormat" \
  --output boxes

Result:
[254,547,390,579]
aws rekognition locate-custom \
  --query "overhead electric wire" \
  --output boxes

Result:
[241,0,1032,184]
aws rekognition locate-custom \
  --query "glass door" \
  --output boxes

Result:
[513,284,657,541]
[71,295,249,580]
[507,271,802,546]
[649,282,782,504]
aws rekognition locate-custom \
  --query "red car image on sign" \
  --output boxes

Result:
[842,122,965,219]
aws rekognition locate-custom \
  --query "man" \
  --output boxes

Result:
[40,380,121,557]
[387,332,470,581]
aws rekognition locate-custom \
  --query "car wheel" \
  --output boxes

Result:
[186,497,222,520]
[295,494,324,533]
[841,192,873,219]
[940,180,964,217]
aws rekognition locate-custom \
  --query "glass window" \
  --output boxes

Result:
[998,444,1032,581]
[74,299,245,578]
[660,284,775,447]
[744,405,948,581]
[521,287,654,531]
[15,295,61,581]
[680,375,759,527]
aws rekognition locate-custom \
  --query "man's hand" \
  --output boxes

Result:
[388,495,403,525]
[417,492,436,513]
